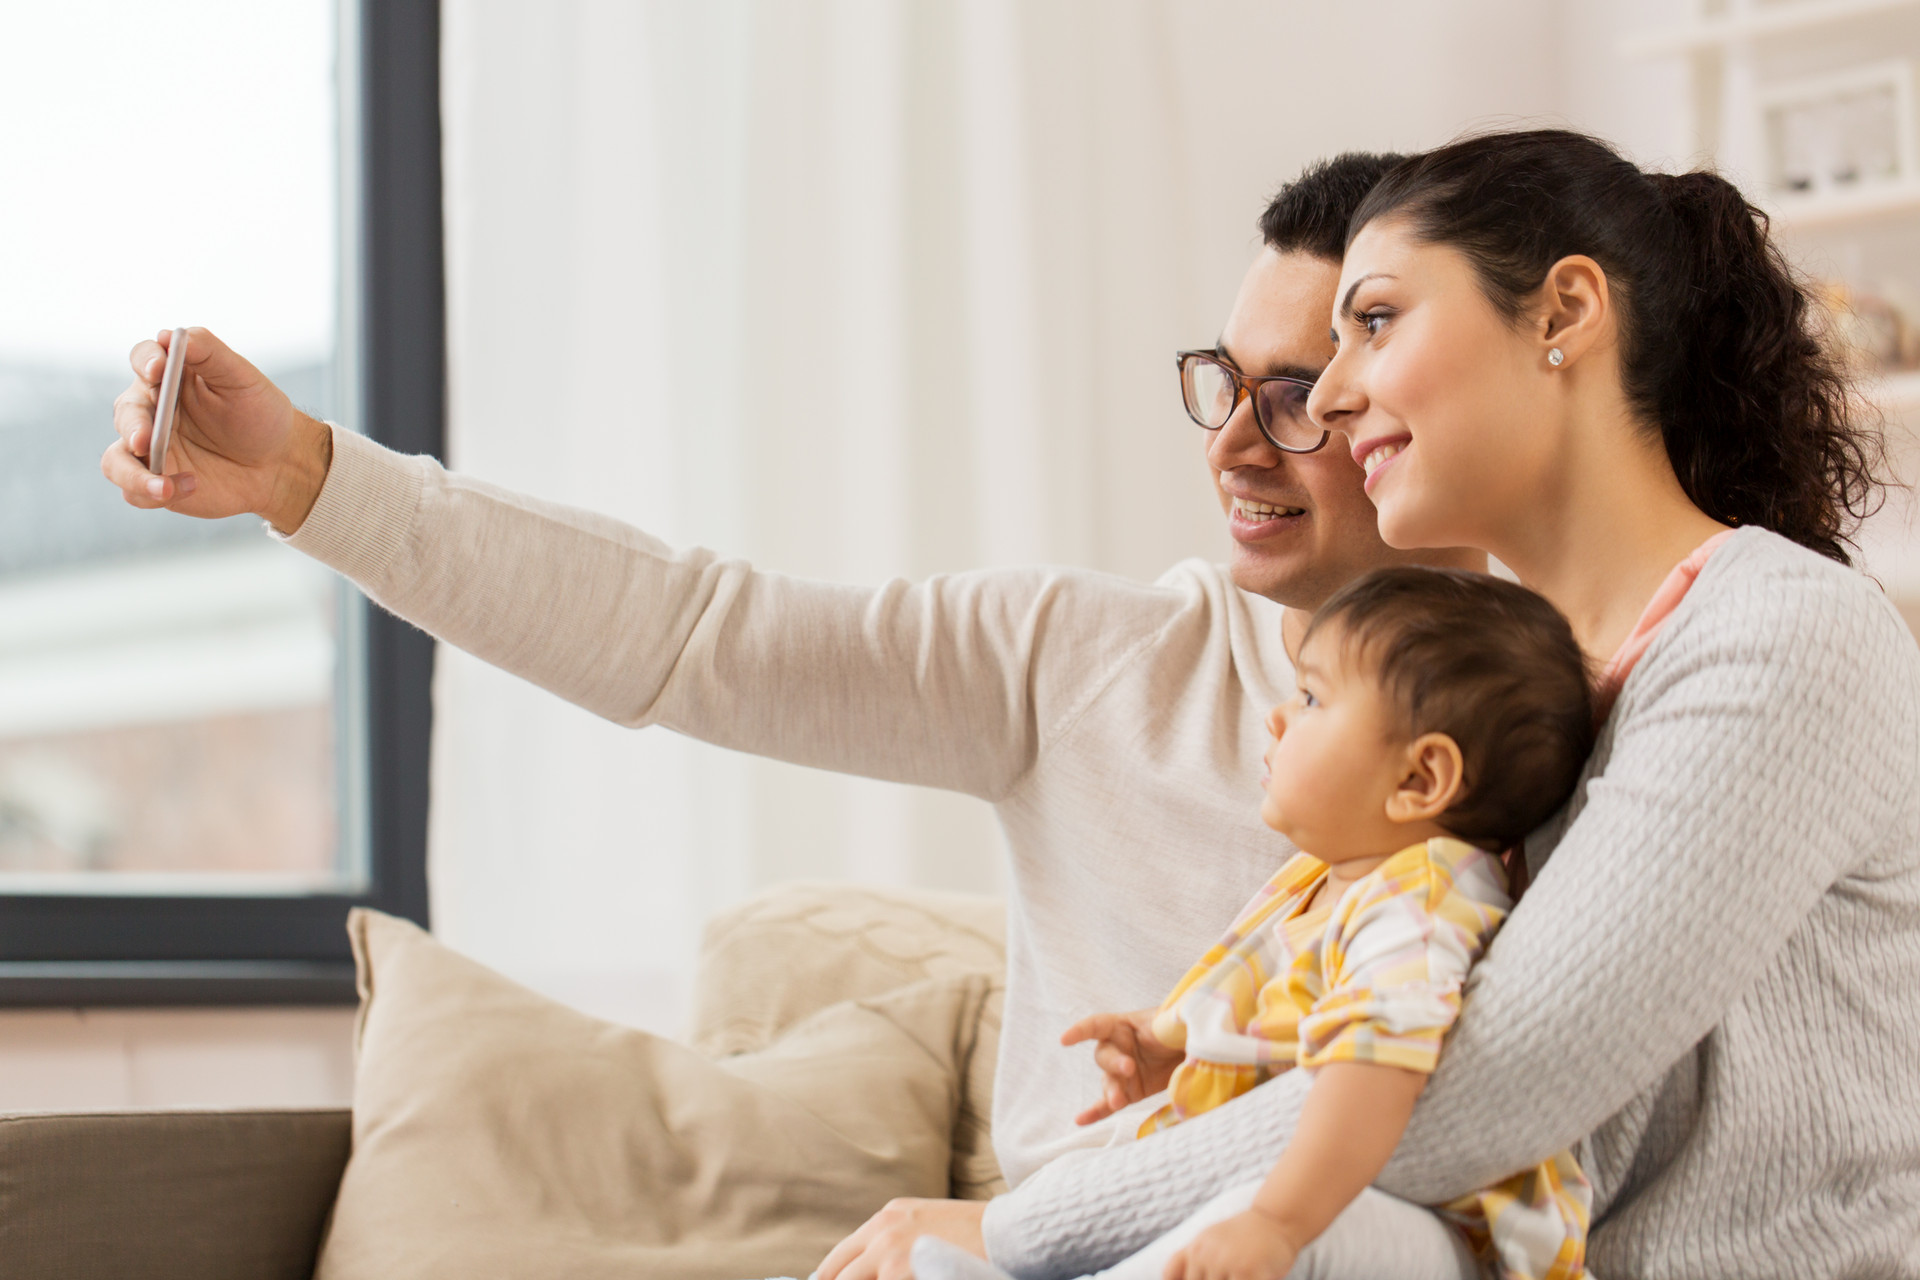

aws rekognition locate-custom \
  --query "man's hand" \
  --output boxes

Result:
[1059,1008,1183,1126]
[814,1198,986,1280]
[102,326,333,533]
[1162,1210,1301,1280]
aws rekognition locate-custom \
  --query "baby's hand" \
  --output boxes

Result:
[1059,1008,1184,1126]
[1163,1210,1300,1280]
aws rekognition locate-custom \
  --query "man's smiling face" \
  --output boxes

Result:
[1207,246,1469,609]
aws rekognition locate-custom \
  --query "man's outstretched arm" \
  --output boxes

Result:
[104,328,1183,801]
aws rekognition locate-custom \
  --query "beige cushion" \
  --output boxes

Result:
[689,883,1009,1200]
[315,908,991,1280]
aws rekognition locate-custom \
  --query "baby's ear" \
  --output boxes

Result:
[1386,732,1466,824]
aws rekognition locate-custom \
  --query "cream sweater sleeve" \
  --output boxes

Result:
[282,427,1179,800]
[982,531,1920,1279]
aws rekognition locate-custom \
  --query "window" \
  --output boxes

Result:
[0,0,441,1002]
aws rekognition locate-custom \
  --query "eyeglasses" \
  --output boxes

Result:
[1175,350,1329,454]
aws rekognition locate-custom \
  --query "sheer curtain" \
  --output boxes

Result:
[432,0,1681,1033]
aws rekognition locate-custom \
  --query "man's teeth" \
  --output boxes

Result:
[1362,443,1404,476]
[1233,498,1305,522]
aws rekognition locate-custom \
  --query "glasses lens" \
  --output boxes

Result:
[1182,357,1236,428]
[1254,379,1324,451]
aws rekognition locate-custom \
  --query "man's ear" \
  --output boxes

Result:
[1385,732,1466,825]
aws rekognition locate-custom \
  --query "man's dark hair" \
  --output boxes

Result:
[1302,567,1595,849]
[1259,153,1409,262]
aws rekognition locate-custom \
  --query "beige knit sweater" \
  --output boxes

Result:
[287,427,1920,1279]
[285,426,1302,1187]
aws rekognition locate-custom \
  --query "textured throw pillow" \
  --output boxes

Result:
[688,883,1009,1200]
[314,908,992,1280]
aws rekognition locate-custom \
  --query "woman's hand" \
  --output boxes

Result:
[102,326,333,533]
[1163,1210,1300,1280]
[1059,1008,1184,1126]
[814,1198,987,1280]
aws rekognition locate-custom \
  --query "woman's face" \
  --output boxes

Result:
[1307,218,1559,553]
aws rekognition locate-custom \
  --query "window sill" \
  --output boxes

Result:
[0,961,357,1007]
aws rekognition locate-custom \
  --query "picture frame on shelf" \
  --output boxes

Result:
[1761,60,1918,202]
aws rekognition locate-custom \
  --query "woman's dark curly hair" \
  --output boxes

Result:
[1350,129,1889,564]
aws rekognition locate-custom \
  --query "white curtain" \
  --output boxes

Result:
[432,0,1683,1033]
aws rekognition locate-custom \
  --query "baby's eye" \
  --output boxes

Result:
[1298,690,1318,709]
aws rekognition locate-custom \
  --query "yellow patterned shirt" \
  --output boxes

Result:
[1138,837,1591,1280]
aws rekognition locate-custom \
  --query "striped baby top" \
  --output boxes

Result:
[1140,837,1591,1280]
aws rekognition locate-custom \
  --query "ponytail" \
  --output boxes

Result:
[1351,130,1887,564]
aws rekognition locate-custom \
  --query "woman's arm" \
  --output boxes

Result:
[1167,1064,1425,1280]
[983,542,1920,1277]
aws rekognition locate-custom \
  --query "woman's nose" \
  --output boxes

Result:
[1307,342,1362,439]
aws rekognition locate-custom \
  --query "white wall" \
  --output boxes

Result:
[0,0,1687,1109]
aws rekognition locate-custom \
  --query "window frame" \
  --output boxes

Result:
[0,0,442,1006]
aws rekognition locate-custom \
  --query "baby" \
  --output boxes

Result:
[919,566,1596,1280]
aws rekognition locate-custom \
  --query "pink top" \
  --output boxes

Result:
[1595,528,1737,718]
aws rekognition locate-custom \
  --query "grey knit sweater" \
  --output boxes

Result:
[981,527,1920,1280]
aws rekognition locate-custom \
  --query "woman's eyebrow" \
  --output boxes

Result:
[1339,272,1397,315]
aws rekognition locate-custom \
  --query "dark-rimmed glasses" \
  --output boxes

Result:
[1175,350,1329,454]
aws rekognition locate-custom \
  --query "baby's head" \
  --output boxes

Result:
[1262,566,1595,861]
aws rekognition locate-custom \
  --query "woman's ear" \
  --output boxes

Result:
[1385,732,1466,825]
[1536,254,1610,370]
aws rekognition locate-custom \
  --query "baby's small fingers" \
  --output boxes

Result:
[1091,1042,1136,1081]
[1072,1099,1114,1127]
[1061,1013,1116,1046]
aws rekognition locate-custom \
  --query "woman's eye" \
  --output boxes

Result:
[1361,310,1391,337]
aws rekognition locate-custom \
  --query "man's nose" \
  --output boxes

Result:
[1205,393,1280,472]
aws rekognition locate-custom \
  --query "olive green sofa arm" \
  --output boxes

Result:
[0,1108,350,1280]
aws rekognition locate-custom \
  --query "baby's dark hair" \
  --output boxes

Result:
[1302,567,1596,849]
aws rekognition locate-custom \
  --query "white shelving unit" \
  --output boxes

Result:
[1622,0,1920,57]
[1627,0,1920,619]
[1768,176,1920,228]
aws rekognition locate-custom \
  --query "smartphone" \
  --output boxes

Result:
[148,327,189,476]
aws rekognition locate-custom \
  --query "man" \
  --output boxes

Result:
[105,153,1479,1277]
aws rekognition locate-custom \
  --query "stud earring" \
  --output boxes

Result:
[1548,348,1565,367]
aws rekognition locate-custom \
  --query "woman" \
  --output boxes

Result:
[963,131,1919,1280]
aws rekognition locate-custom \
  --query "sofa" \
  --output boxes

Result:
[0,883,1008,1280]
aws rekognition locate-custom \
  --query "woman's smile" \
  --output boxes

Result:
[1351,433,1410,496]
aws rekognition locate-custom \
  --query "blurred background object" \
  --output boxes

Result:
[3,0,1916,1112]
[1634,0,1920,607]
